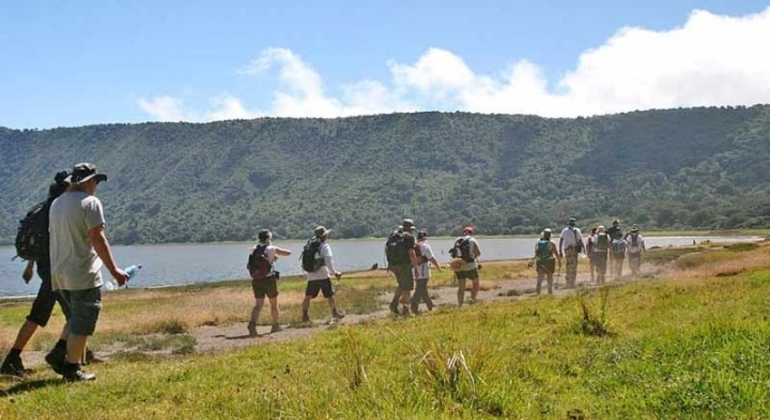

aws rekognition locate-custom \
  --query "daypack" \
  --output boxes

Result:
[247,245,273,280]
[414,243,428,264]
[301,238,325,272]
[449,237,474,263]
[612,239,626,256]
[14,200,50,261]
[596,233,609,252]
[536,239,553,261]
[385,231,410,265]
[630,233,639,247]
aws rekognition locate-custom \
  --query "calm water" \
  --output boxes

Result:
[0,236,761,298]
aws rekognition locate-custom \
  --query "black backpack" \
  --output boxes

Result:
[14,200,50,261]
[385,231,410,265]
[449,237,474,263]
[301,238,325,272]
[247,245,273,280]
[414,243,428,264]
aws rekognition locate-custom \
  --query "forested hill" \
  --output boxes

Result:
[1,106,769,245]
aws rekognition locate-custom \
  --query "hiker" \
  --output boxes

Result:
[590,226,611,284]
[410,230,442,313]
[301,226,344,323]
[606,219,622,277]
[611,234,629,279]
[247,229,292,337]
[450,226,482,306]
[625,225,646,276]
[1,171,72,377]
[48,163,129,381]
[386,219,419,315]
[585,227,598,283]
[531,228,561,295]
[558,218,585,288]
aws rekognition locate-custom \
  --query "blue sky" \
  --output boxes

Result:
[1,0,769,129]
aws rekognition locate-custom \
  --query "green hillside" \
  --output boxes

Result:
[1,106,769,245]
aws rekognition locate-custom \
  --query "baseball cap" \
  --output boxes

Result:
[462,226,474,234]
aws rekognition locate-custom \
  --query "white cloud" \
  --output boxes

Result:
[138,7,770,121]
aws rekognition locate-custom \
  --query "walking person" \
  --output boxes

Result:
[450,226,481,306]
[558,218,585,288]
[585,227,598,284]
[607,219,622,277]
[247,229,292,337]
[591,226,611,285]
[611,234,629,279]
[1,171,72,377]
[625,225,646,276]
[48,163,129,381]
[410,230,442,313]
[386,219,419,315]
[531,228,561,295]
[300,226,344,323]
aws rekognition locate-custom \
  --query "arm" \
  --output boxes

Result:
[429,256,442,270]
[408,247,418,270]
[551,242,562,265]
[274,246,292,257]
[89,225,129,286]
[22,260,34,283]
[558,237,564,257]
[322,246,341,279]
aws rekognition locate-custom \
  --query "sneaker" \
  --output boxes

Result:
[247,322,258,338]
[332,309,345,320]
[1,354,32,377]
[62,368,96,382]
[45,346,67,374]
[270,324,283,334]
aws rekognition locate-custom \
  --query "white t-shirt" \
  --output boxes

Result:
[306,241,338,281]
[626,233,645,254]
[560,226,583,248]
[457,236,480,271]
[49,191,106,291]
[416,241,435,280]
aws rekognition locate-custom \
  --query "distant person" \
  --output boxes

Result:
[385,219,418,315]
[625,225,646,276]
[585,227,598,283]
[559,218,585,288]
[49,163,129,382]
[611,234,628,279]
[246,229,292,337]
[410,230,442,313]
[450,226,481,306]
[590,226,611,284]
[1,171,72,377]
[606,219,622,277]
[300,226,344,323]
[532,228,561,295]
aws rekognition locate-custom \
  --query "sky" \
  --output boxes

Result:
[1,0,769,129]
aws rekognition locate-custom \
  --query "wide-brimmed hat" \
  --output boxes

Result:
[597,225,606,233]
[630,225,639,232]
[402,219,415,229]
[70,162,108,184]
[568,217,576,226]
[314,226,331,238]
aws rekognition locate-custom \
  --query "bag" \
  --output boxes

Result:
[596,233,609,251]
[568,227,584,253]
[301,238,325,272]
[14,201,50,261]
[612,239,626,257]
[630,233,639,247]
[449,237,474,263]
[247,245,273,280]
[536,239,552,261]
[414,243,428,264]
[385,231,410,265]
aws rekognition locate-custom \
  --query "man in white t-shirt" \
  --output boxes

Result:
[451,226,481,306]
[625,225,646,276]
[247,229,292,337]
[301,226,343,323]
[559,217,585,288]
[410,230,442,313]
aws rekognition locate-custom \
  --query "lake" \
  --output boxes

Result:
[0,235,761,298]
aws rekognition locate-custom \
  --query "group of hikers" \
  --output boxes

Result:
[2,164,645,380]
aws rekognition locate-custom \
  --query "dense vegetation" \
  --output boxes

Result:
[1,105,769,245]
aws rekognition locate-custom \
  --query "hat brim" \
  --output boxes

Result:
[76,173,108,184]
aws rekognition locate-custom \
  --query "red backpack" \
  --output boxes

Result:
[247,245,273,280]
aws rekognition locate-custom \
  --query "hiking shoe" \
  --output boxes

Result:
[301,315,312,323]
[84,348,103,364]
[62,368,96,382]
[45,346,67,374]
[247,322,258,338]
[332,309,345,320]
[270,324,283,334]
[1,354,32,377]
[388,302,399,314]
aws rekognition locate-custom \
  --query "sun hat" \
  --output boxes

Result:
[70,162,107,184]
[314,226,331,238]
[568,217,576,226]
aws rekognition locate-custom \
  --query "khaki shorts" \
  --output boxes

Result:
[392,265,414,291]
[456,268,479,280]
[252,276,278,299]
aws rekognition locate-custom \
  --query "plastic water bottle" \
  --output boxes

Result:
[104,264,142,290]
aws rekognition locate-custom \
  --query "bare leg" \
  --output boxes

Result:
[10,320,40,351]
[470,279,480,302]
[66,334,88,365]
[457,278,467,306]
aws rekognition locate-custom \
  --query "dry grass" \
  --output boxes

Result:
[674,243,770,278]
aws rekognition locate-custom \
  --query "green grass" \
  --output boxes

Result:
[2,245,770,419]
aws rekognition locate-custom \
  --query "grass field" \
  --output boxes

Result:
[1,240,769,419]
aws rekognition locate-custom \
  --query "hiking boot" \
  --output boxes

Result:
[388,302,399,314]
[270,324,283,334]
[1,354,32,377]
[62,365,96,382]
[247,322,258,338]
[45,345,67,375]
[301,314,312,323]
[332,309,345,320]
[84,348,103,364]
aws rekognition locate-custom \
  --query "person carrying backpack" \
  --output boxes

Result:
[589,225,610,285]
[246,229,292,337]
[532,228,561,295]
[386,219,419,315]
[585,227,598,283]
[410,230,442,313]
[625,225,646,276]
[2,171,73,377]
[607,219,622,277]
[450,226,481,307]
[558,218,585,288]
[611,234,628,279]
[300,226,344,323]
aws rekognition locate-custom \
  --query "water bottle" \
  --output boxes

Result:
[104,264,142,290]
